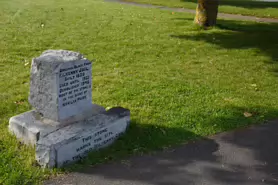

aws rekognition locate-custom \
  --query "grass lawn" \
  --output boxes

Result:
[1,0,278,184]
[123,0,278,18]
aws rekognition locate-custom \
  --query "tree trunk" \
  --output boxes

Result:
[194,0,219,27]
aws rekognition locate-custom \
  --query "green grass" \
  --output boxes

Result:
[1,0,278,184]
[123,0,278,18]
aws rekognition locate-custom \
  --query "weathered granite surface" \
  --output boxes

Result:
[8,104,106,145]
[9,50,131,168]
[9,110,60,145]
[29,50,93,122]
[36,107,130,168]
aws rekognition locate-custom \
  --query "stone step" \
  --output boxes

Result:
[36,107,130,168]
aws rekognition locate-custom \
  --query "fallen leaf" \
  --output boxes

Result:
[14,100,24,105]
[244,112,252,117]
[224,97,233,102]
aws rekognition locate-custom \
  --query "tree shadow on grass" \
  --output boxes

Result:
[182,0,278,9]
[47,106,278,185]
[170,19,278,74]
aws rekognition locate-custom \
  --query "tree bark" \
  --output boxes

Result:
[194,0,219,27]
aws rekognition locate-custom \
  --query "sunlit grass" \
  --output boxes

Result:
[123,0,278,18]
[1,0,278,184]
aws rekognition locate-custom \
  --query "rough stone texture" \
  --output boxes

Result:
[29,50,93,122]
[8,50,131,169]
[9,110,60,145]
[36,108,130,168]
[8,104,106,145]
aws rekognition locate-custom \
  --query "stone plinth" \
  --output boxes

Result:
[36,107,130,168]
[8,50,131,168]
[9,104,106,145]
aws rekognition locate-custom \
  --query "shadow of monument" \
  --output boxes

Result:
[65,122,220,185]
[52,105,278,185]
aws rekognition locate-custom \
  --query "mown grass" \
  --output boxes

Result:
[1,0,278,184]
[123,0,278,18]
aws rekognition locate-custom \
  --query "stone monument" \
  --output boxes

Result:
[8,50,130,168]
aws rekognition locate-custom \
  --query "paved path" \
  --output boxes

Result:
[46,120,278,185]
[106,0,278,23]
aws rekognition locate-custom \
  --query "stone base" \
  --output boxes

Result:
[9,106,130,168]
[36,107,130,168]
[9,110,60,145]
[9,104,106,145]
